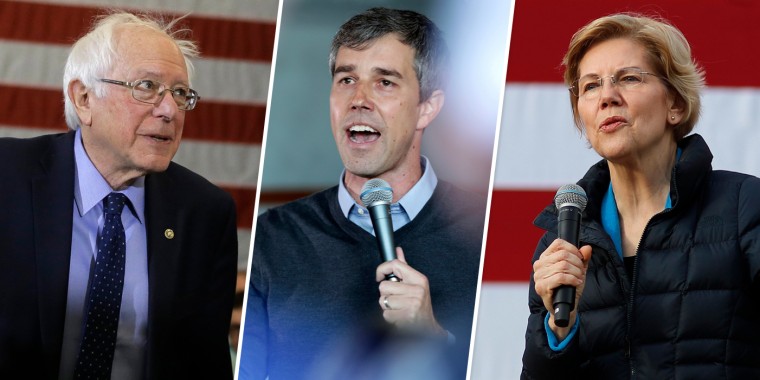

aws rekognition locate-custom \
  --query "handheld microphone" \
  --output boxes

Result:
[360,178,399,282]
[552,184,588,327]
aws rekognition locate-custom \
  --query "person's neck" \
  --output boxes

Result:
[344,163,422,205]
[82,143,142,191]
[608,142,677,223]
[100,169,141,191]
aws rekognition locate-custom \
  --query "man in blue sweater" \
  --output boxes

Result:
[240,8,485,380]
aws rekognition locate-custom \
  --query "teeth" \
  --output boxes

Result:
[349,125,378,133]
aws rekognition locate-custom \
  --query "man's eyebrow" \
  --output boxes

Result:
[374,67,403,79]
[332,65,404,80]
[333,64,355,76]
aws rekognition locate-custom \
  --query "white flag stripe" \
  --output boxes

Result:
[494,84,760,188]
[193,59,271,105]
[494,84,598,189]
[471,284,527,380]
[0,40,270,105]
[0,125,259,188]
[0,126,62,138]
[174,139,260,189]
[14,0,279,22]
[0,40,64,91]
[235,228,252,269]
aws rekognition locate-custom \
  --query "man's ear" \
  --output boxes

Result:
[68,79,92,127]
[416,89,445,131]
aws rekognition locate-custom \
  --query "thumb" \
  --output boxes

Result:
[395,246,406,263]
[580,245,593,264]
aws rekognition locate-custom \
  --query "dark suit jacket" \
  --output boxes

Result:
[0,131,238,379]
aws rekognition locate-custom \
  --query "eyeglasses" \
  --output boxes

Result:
[100,78,200,111]
[570,68,662,99]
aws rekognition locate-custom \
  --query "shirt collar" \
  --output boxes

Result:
[73,128,145,222]
[337,156,438,220]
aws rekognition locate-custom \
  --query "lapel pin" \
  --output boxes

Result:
[164,228,175,240]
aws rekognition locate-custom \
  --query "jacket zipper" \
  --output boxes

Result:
[626,165,679,379]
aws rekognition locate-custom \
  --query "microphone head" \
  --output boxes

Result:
[360,178,393,207]
[554,184,588,212]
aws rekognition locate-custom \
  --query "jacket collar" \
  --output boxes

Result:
[534,134,713,241]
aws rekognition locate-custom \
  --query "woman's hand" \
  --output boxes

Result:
[533,239,593,339]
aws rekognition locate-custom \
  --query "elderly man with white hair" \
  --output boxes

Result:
[0,12,238,379]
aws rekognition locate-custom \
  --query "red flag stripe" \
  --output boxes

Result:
[222,186,256,229]
[0,0,275,63]
[0,84,264,144]
[507,0,760,87]
[483,189,554,282]
[258,190,322,205]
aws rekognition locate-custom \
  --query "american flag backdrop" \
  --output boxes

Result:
[0,0,278,270]
[471,0,760,378]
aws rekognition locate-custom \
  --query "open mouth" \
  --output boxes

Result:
[348,125,380,143]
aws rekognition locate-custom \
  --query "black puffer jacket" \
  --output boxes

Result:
[521,134,760,379]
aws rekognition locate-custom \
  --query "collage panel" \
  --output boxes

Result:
[3,0,760,378]
[239,0,510,379]
[0,0,275,378]
[477,0,760,378]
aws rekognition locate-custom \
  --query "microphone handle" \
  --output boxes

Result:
[368,202,399,282]
[553,206,582,327]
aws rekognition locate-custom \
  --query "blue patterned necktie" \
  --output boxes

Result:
[74,192,128,379]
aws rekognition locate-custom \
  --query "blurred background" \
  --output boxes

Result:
[253,0,511,377]
[474,0,760,378]
[257,0,511,211]
[0,0,277,363]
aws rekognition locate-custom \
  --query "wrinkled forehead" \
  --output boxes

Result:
[336,34,416,70]
[577,38,655,77]
[110,25,188,82]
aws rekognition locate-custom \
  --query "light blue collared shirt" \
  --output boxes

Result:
[59,129,149,380]
[338,156,438,234]
[337,157,454,344]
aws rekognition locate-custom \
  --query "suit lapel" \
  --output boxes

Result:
[31,131,76,376]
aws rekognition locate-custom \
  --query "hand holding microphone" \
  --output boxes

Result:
[552,184,588,327]
[532,184,592,334]
[375,247,445,335]
[362,178,444,334]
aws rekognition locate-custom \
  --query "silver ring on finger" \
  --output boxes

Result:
[383,296,391,310]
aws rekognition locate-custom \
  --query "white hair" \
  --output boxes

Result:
[63,12,199,130]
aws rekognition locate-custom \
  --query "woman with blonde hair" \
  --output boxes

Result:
[522,13,760,379]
